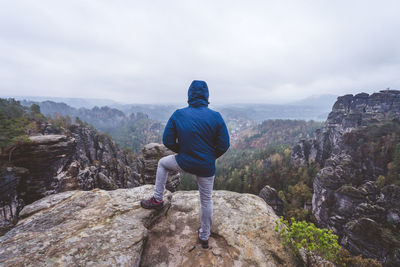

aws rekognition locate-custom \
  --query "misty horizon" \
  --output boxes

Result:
[0,92,341,106]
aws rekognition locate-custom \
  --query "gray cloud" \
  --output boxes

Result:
[0,0,399,104]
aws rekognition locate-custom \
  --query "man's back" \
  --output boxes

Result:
[142,80,230,248]
[162,80,229,177]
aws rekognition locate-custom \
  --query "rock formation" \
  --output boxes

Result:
[0,185,295,267]
[3,127,139,196]
[137,143,180,192]
[259,185,285,217]
[292,90,400,265]
[292,90,400,166]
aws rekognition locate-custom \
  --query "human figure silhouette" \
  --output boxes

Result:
[141,80,230,248]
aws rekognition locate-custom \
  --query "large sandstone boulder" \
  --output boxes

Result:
[0,185,295,267]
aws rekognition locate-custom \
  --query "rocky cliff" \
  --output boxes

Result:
[292,90,400,265]
[292,90,400,166]
[0,185,295,267]
[0,120,178,234]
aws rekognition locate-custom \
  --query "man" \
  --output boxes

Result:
[140,80,230,249]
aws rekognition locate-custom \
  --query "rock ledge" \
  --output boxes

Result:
[0,185,294,267]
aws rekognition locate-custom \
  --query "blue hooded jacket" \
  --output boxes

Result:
[162,80,230,177]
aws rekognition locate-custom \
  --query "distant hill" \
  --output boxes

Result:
[233,119,323,149]
[213,94,337,123]
[289,94,338,108]
[11,96,119,109]
[10,96,180,122]
[110,103,179,122]
[215,103,331,122]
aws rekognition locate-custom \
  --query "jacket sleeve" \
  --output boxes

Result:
[162,113,179,153]
[215,115,230,158]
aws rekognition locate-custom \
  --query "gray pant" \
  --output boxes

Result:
[153,155,215,241]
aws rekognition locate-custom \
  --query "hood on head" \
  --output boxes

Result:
[188,80,209,107]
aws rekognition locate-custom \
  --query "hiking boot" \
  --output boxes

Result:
[140,196,164,210]
[198,228,209,249]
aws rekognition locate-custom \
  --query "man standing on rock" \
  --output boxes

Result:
[141,80,230,249]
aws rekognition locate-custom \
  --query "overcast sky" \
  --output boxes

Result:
[0,1,399,104]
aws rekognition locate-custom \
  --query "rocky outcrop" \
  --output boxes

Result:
[259,185,285,217]
[2,126,140,203]
[0,185,295,267]
[0,132,180,234]
[137,143,180,192]
[292,90,400,265]
[292,90,400,166]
